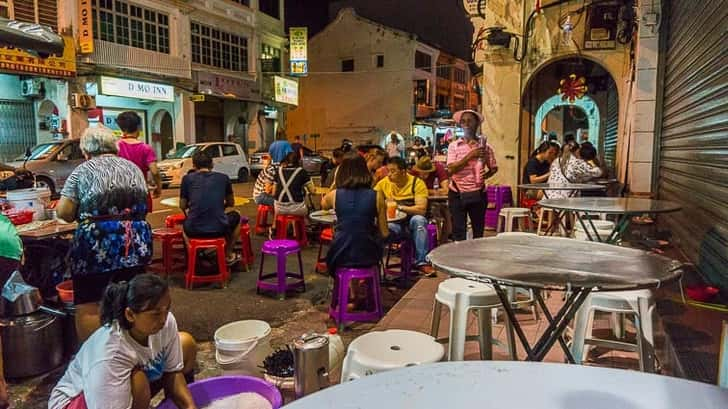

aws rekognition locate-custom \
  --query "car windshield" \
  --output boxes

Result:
[17,143,62,161]
[168,145,199,159]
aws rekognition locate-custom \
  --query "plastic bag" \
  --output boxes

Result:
[1,270,36,302]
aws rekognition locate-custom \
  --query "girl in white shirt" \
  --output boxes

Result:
[49,274,197,409]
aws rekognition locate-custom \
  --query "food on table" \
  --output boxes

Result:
[201,392,272,409]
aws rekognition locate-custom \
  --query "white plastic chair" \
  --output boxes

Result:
[496,207,531,233]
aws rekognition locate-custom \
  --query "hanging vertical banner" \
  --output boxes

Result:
[289,27,308,76]
[78,0,94,54]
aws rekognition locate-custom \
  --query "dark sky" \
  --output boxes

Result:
[285,0,474,61]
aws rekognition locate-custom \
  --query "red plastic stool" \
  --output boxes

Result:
[239,217,254,267]
[165,213,186,228]
[316,227,334,273]
[149,228,185,278]
[186,238,228,289]
[275,214,308,247]
[255,205,274,234]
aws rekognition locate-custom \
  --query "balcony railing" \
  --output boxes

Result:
[84,40,191,79]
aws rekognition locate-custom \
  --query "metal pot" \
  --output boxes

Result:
[0,287,42,317]
[1,310,64,378]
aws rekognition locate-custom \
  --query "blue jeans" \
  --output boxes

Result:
[388,215,428,266]
[254,194,275,206]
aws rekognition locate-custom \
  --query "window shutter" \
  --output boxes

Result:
[37,0,57,29]
[12,0,35,24]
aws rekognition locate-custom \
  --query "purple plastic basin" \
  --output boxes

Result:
[156,375,283,409]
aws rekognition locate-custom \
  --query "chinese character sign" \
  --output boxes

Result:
[289,27,308,76]
[274,76,298,106]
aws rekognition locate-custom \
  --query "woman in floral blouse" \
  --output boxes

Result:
[547,141,603,199]
[57,126,152,343]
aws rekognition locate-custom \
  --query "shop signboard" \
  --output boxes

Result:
[99,76,174,102]
[273,76,298,106]
[0,36,76,77]
[78,0,94,54]
[195,72,260,100]
[289,27,308,76]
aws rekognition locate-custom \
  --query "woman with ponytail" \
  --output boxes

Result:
[546,140,603,199]
[49,274,197,409]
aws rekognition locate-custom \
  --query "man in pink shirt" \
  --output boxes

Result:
[115,112,163,209]
[446,109,498,241]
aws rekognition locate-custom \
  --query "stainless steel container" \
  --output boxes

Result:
[1,310,64,378]
[293,333,329,398]
[0,286,42,317]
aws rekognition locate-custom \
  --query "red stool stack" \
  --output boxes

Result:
[149,214,186,278]
[185,238,228,289]
[255,205,274,234]
[316,227,334,273]
[275,214,308,247]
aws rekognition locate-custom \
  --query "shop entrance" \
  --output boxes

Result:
[151,109,174,159]
[195,99,224,143]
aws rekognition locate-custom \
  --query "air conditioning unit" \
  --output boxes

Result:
[71,93,96,110]
[20,79,42,98]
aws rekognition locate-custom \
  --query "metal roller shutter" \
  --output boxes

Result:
[0,100,35,162]
[657,0,728,287]
[603,81,618,170]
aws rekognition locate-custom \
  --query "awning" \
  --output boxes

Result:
[0,17,64,57]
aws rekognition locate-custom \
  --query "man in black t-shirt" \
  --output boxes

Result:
[523,141,559,184]
[180,151,241,263]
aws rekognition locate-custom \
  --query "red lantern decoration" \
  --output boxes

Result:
[558,74,588,103]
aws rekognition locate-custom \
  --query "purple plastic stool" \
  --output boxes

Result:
[426,222,438,252]
[156,375,283,409]
[485,185,513,229]
[257,239,305,300]
[383,238,414,284]
[329,266,383,330]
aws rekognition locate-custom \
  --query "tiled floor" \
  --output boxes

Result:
[376,275,644,370]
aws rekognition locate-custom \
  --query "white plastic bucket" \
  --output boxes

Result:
[574,220,615,241]
[7,187,51,221]
[214,320,272,378]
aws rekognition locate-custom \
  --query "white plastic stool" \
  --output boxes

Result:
[570,290,656,372]
[496,207,531,233]
[340,329,444,382]
[430,278,516,361]
[537,208,555,235]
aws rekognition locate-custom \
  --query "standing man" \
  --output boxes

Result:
[269,130,294,165]
[447,109,497,241]
[385,132,404,159]
[291,135,305,159]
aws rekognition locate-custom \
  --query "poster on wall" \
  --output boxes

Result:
[274,76,298,106]
[289,27,308,76]
[87,108,147,140]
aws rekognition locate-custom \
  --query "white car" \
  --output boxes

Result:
[158,142,250,187]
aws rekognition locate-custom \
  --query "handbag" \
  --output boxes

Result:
[450,178,484,206]
[274,167,308,216]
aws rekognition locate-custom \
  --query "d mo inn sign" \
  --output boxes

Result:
[100,76,175,102]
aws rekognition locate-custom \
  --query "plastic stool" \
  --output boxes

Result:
[340,329,444,382]
[496,207,531,233]
[537,208,556,236]
[255,204,274,234]
[571,289,656,372]
[485,185,513,229]
[165,213,186,228]
[149,228,185,278]
[430,278,516,361]
[383,239,414,283]
[185,238,228,289]
[329,266,383,330]
[316,227,334,273]
[256,239,305,300]
[239,216,254,267]
[426,222,438,252]
[275,214,308,247]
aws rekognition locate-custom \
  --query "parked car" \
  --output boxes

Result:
[3,139,85,196]
[158,142,250,187]
[250,145,330,177]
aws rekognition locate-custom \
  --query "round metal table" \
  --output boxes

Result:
[159,196,250,208]
[427,235,683,362]
[539,197,682,244]
[285,361,728,409]
[518,183,605,199]
[308,209,408,224]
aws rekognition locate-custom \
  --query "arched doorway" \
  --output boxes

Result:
[151,109,174,159]
[37,100,60,143]
[519,56,619,179]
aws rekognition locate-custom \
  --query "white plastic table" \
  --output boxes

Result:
[284,361,728,409]
[308,209,407,224]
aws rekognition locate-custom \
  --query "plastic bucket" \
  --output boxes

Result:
[56,280,74,303]
[214,320,272,378]
[6,188,51,221]
[155,375,283,409]
[574,220,615,241]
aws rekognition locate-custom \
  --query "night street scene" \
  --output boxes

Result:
[0,0,726,408]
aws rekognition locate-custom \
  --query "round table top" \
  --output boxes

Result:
[159,196,250,208]
[309,209,408,224]
[539,197,682,214]
[285,361,728,409]
[427,234,683,291]
[518,183,605,191]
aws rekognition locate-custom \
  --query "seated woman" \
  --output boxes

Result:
[547,141,603,199]
[49,274,197,409]
[272,152,314,217]
[57,126,153,343]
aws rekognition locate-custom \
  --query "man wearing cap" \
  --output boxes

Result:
[447,109,498,241]
[411,156,451,241]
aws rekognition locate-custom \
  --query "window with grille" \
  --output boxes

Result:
[191,22,248,73]
[261,43,281,73]
[259,0,279,19]
[454,68,467,84]
[436,65,451,79]
[92,0,170,53]
[415,51,432,71]
[2,0,58,30]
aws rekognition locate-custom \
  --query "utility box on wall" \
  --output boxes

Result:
[584,5,620,50]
